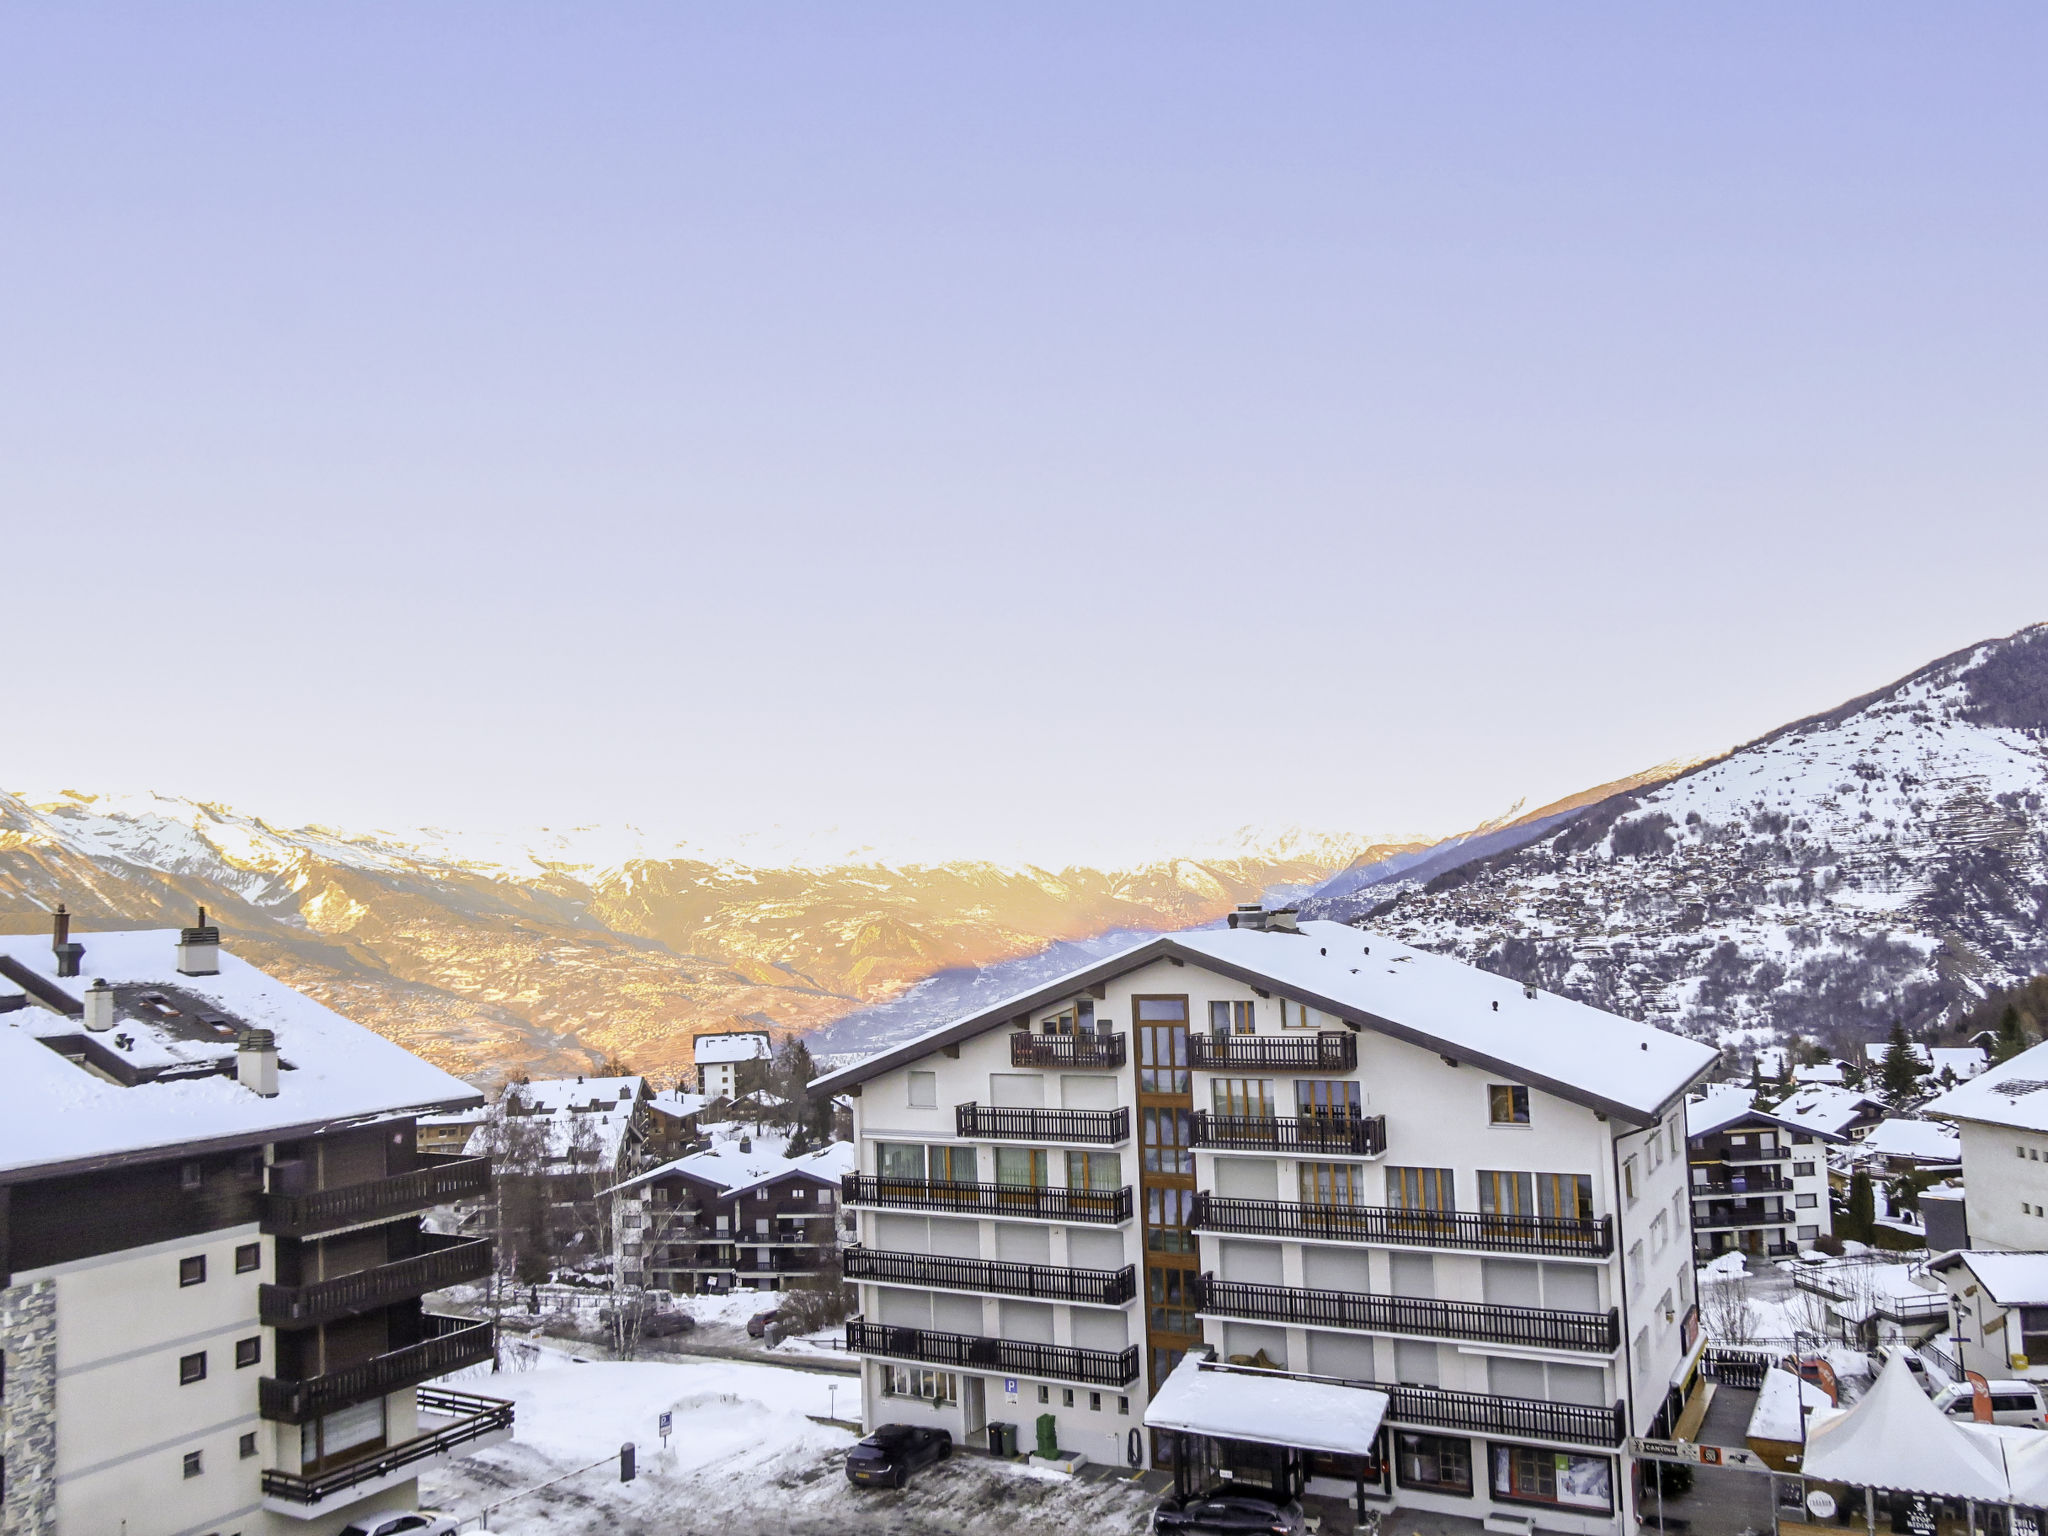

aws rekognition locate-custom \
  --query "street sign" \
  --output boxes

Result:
[1004,1377,1019,1405]
[1627,1437,1767,1471]
[658,1411,672,1447]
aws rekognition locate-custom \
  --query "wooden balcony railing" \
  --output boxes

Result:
[1196,1274,1619,1354]
[842,1173,1132,1224]
[259,1387,513,1504]
[844,1244,1137,1305]
[262,1156,493,1238]
[846,1317,1139,1386]
[1187,1031,1357,1071]
[956,1103,1129,1144]
[260,1235,494,1328]
[1191,1111,1385,1156]
[1010,1032,1127,1069]
[1190,1192,1613,1259]
[258,1315,495,1424]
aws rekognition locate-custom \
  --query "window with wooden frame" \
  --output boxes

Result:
[1296,1080,1362,1120]
[1210,1078,1275,1118]
[1487,1085,1530,1125]
[1208,1000,1256,1036]
[1044,1001,1094,1037]
[1298,1161,1366,1207]
[1386,1166,1456,1212]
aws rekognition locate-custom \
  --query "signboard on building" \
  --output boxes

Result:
[1626,1437,1767,1471]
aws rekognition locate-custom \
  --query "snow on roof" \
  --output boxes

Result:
[694,1032,771,1065]
[1801,1353,2010,1500]
[1749,1367,1833,1443]
[1795,1063,1846,1086]
[650,1089,710,1119]
[464,1075,647,1171]
[1686,1083,1759,1139]
[0,929,480,1179]
[1926,1040,2048,1133]
[1935,1252,2048,1308]
[1143,1355,1388,1457]
[615,1136,854,1199]
[1858,1118,1962,1164]
[1862,1043,1988,1078]
[1774,1084,1883,1138]
[817,920,1718,1124]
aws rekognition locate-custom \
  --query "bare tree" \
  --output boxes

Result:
[1701,1272,1759,1346]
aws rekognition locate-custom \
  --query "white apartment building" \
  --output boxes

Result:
[0,913,509,1536]
[814,909,1717,1534]
[694,1030,771,1100]
[1684,1088,1838,1260]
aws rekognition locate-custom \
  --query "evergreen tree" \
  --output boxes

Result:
[1996,1005,2029,1064]
[1878,1023,1923,1105]
[1844,1170,1876,1243]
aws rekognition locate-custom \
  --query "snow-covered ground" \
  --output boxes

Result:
[419,1344,1157,1535]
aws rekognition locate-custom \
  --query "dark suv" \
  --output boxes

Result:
[845,1424,952,1488]
[1150,1491,1306,1534]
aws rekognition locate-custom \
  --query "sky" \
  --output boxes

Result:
[4,6,2046,866]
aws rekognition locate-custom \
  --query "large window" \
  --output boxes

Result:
[1137,999,1190,1093]
[2022,1309,2048,1364]
[1491,1445,1613,1512]
[1539,1173,1594,1220]
[1297,1081,1362,1119]
[1387,1167,1456,1212]
[885,1366,958,1404]
[877,1142,924,1180]
[1142,1107,1194,1176]
[929,1145,979,1184]
[1211,1079,1275,1118]
[1395,1432,1473,1495]
[995,1147,1048,1187]
[1044,1001,1094,1036]
[1066,1150,1122,1190]
[1145,1188,1197,1253]
[1208,1001,1255,1036]
[1299,1162,1366,1206]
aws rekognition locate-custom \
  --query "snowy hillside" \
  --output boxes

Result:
[1325,625,2048,1051]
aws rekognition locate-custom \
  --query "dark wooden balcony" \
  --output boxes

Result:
[844,1243,1137,1305]
[262,1156,493,1238]
[259,1387,513,1505]
[258,1315,495,1423]
[1010,1032,1127,1069]
[1196,1274,1619,1353]
[1192,1111,1385,1156]
[843,1173,1132,1224]
[1190,1192,1612,1259]
[956,1103,1129,1144]
[260,1235,494,1328]
[1693,1202,1792,1230]
[846,1317,1139,1386]
[1187,1031,1357,1072]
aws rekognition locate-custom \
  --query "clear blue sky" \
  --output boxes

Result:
[5,6,2045,863]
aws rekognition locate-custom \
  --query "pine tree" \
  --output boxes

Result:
[1878,1023,1923,1106]
[1996,1005,2029,1064]
[1845,1170,1876,1243]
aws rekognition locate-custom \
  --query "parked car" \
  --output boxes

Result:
[338,1512,460,1536]
[844,1424,952,1488]
[641,1309,696,1338]
[746,1308,783,1339]
[1151,1491,1307,1534]
[1868,1344,1933,1392]
[1930,1380,2048,1428]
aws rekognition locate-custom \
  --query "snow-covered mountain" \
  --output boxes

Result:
[1312,625,2048,1054]
[0,790,1403,1082]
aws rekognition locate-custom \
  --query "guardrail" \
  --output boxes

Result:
[262,1156,493,1238]
[842,1173,1132,1224]
[1191,1111,1387,1156]
[260,1235,494,1327]
[1010,1033,1127,1068]
[1196,1273,1619,1353]
[843,1244,1137,1304]
[258,1315,495,1423]
[845,1317,1140,1386]
[260,1387,512,1504]
[1190,1192,1613,1258]
[1186,1031,1357,1072]
[956,1103,1129,1144]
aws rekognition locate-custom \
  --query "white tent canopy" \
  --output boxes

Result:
[1802,1354,2010,1501]
[1143,1355,1389,1458]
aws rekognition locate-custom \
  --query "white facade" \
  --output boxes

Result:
[1684,1096,1836,1260]
[823,919,1714,1534]
[695,1031,772,1100]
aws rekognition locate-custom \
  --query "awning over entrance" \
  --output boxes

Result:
[1143,1356,1390,1458]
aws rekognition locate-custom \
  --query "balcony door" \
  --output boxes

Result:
[1134,993,1200,1460]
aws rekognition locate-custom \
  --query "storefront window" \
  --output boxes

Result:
[1395,1432,1472,1495]
[1489,1444,1613,1512]
[885,1366,958,1404]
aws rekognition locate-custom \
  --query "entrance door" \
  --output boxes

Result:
[962,1375,987,1446]
[1135,995,1201,1463]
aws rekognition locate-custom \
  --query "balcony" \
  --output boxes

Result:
[1196,1274,1619,1354]
[1187,1031,1357,1072]
[843,1173,1132,1224]
[263,1156,493,1239]
[1194,1359,1624,1448]
[1191,1112,1385,1157]
[1692,1172,1793,1196]
[1010,1032,1127,1069]
[259,1387,513,1514]
[957,1103,1129,1145]
[258,1315,495,1424]
[846,1317,1139,1387]
[1693,1203,1792,1231]
[1190,1193,1613,1259]
[260,1235,494,1328]
[844,1244,1137,1305]
[1718,1147,1791,1166]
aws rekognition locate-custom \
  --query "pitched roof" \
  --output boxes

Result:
[1925,1040,2048,1133]
[614,1135,854,1199]
[0,929,479,1180]
[814,920,1717,1125]
[1856,1117,1962,1164]
[1773,1084,1885,1138]
[1931,1251,2048,1308]
[464,1075,646,1172]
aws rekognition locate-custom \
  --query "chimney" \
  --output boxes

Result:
[1226,904,1266,932]
[52,903,85,978]
[177,906,220,976]
[238,1028,280,1097]
[1265,908,1301,934]
[83,978,115,1032]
